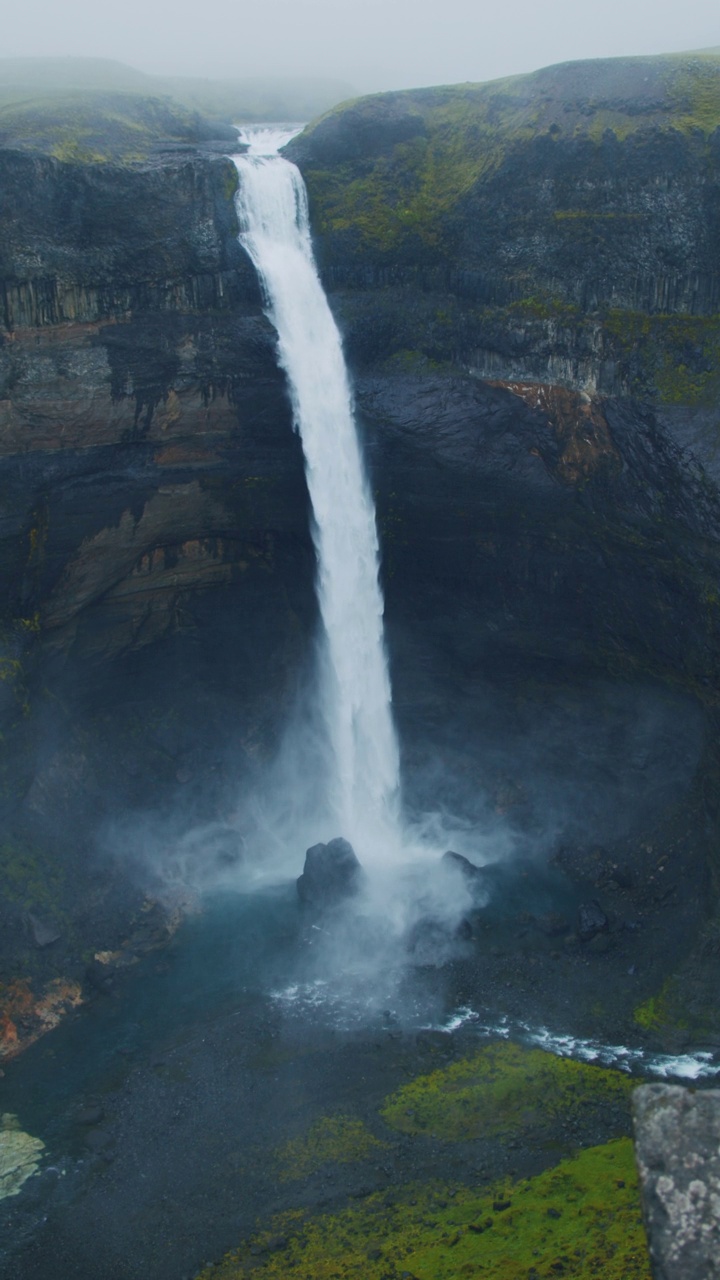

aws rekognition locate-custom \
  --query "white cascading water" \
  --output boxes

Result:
[233,128,401,858]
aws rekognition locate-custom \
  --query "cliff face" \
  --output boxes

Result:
[290,54,720,403]
[0,146,318,1029]
[288,56,720,1006]
[2,54,720,1048]
[0,149,314,660]
[285,55,720,715]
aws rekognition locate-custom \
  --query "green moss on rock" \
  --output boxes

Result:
[275,1114,387,1181]
[380,1041,635,1140]
[605,310,720,406]
[0,91,222,164]
[294,53,720,259]
[199,1138,650,1279]
[634,985,674,1032]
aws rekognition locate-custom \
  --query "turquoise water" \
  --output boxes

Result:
[1,885,302,1146]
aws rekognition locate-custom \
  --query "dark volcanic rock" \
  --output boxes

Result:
[442,851,487,902]
[535,911,569,938]
[633,1083,720,1280]
[577,900,608,942]
[26,912,61,948]
[297,837,364,911]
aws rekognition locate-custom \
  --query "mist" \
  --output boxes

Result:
[2,0,719,94]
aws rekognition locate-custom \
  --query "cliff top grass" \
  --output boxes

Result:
[291,51,720,254]
[0,91,231,165]
[198,1137,651,1280]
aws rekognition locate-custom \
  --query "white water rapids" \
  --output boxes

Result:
[233,128,401,859]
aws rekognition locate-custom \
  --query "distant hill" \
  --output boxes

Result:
[0,57,355,133]
[0,90,239,164]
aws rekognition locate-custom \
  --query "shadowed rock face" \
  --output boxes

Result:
[633,1084,720,1280]
[297,838,364,913]
[0,149,315,668]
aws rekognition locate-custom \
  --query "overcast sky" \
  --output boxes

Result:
[3,0,719,91]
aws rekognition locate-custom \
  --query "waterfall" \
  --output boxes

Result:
[232,128,401,857]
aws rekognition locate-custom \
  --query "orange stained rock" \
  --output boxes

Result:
[0,978,83,1060]
[491,380,621,484]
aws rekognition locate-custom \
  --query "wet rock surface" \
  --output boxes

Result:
[297,838,364,912]
[577,900,609,942]
[633,1083,720,1280]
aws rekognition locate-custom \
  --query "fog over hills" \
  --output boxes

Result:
[0,56,355,124]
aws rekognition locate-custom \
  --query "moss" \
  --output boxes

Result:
[380,1041,634,1141]
[604,309,720,406]
[276,1115,387,1182]
[553,211,643,221]
[223,165,239,202]
[0,91,216,164]
[633,992,671,1032]
[383,348,449,373]
[633,972,719,1039]
[303,93,539,255]
[0,657,22,685]
[668,60,720,134]
[300,54,720,257]
[506,295,581,321]
[199,1138,650,1279]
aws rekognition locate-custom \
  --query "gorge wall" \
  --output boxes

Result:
[2,52,720,1053]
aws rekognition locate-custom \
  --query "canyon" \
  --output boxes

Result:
[1,48,720,1280]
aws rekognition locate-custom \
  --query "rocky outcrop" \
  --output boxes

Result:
[297,838,364,912]
[633,1083,720,1280]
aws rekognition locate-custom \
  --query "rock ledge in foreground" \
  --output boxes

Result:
[633,1082,720,1280]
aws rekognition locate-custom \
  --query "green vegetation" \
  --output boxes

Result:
[199,1138,650,1279]
[506,295,581,321]
[198,1046,645,1278]
[276,1115,387,1181]
[298,52,720,256]
[553,211,642,221]
[0,91,219,164]
[302,88,541,255]
[0,57,352,161]
[604,310,720,406]
[634,988,673,1032]
[381,1041,634,1140]
[669,58,720,132]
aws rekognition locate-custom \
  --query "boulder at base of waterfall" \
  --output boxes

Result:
[442,851,487,900]
[297,838,364,911]
[577,899,608,941]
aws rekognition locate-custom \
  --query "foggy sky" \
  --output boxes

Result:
[3,0,719,92]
